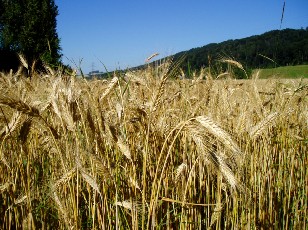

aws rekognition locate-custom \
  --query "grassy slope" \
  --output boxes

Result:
[255,65,308,79]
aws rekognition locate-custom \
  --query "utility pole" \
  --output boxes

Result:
[91,62,96,73]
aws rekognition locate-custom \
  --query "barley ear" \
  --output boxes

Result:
[18,53,28,70]
[195,116,242,158]
[100,76,118,101]
[249,112,279,139]
[0,96,40,117]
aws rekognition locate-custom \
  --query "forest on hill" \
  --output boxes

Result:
[131,28,308,78]
[170,28,308,73]
[78,28,308,79]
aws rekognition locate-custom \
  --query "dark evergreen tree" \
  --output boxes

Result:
[0,0,61,71]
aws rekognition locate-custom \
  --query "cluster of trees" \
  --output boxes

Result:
[0,0,61,72]
[172,28,308,74]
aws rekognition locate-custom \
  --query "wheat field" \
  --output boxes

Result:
[0,61,307,229]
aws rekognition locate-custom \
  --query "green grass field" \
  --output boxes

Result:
[255,65,308,79]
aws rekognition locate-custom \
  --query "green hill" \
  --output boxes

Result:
[255,65,308,79]
[134,28,308,77]
[172,28,308,72]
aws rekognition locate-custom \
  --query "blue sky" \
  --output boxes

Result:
[55,0,308,73]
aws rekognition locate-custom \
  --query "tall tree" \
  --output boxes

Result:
[0,0,61,68]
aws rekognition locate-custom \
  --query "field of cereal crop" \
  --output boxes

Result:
[0,62,307,229]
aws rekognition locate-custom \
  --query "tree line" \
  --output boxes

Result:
[172,28,308,75]
[0,0,61,73]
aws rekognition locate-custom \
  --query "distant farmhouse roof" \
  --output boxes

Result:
[89,70,100,76]
[86,70,106,79]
